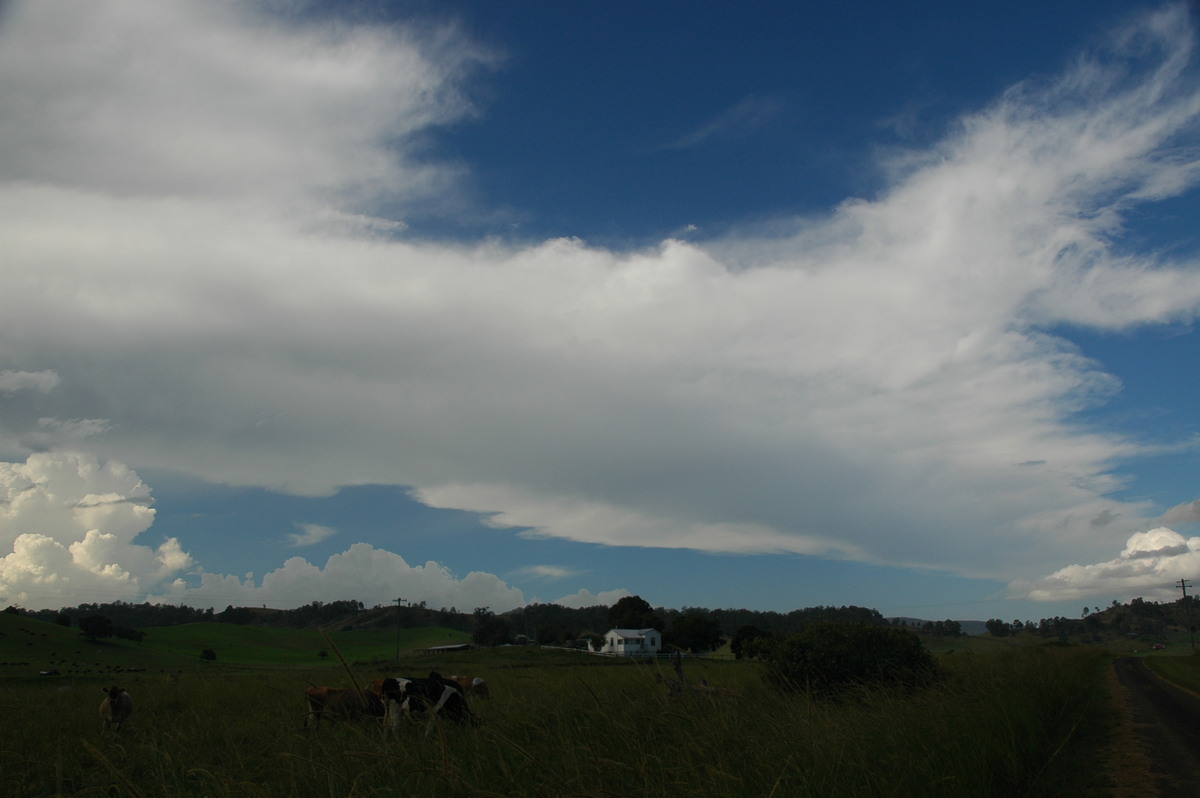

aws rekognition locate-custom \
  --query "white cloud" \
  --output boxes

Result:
[1,1,1199,597]
[149,542,527,613]
[513,565,580,581]
[1014,527,1200,602]
[0,451,190,608]
[0,450,535,611]
[287,522,337,548]
[0,370,60,394]
[0,0,491,214]
[1161,499,1200,526]
[552,587,632,609]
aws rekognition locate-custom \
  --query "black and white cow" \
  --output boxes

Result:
[370,672,477,728]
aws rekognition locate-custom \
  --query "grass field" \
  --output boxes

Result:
[0,612,470,676]
[1145,651,1200,694]
[0,612,1126,797]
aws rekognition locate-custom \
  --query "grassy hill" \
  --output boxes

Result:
[0,611,470,679]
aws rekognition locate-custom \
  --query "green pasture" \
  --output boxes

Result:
[0,613,470,677]
[1,617,1121,797]
[1145,652,1200,694]
[144,623,470,665]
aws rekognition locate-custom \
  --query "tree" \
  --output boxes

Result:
[667,610,723,653]
[985,618,1011,637]
[472,607,513,647]
[79,614,114,641]
[730,625,774,659]
[608,595,663,631]
[758,623,939,696]
[200,648,217,661]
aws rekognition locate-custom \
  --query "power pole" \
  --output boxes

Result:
[394,597,406,664]
[1177,579,1195,655]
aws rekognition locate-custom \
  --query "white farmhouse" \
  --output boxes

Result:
[600,627,662,656]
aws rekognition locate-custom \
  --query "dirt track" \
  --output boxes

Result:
[1111,657,1200,795]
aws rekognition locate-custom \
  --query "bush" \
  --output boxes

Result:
[759,622,939,695]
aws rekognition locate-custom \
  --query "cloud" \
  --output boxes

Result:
[0,450,543,611]
[0,0,493,215]
[552,587,632,609]
[661,95,785,150]
[1,1,1199,597]
[148,543,527,613]
[1013,527,1200,602]
[0,451,190,608]
[1160,499,1200,525]
[287,522,337,548]
[0,370,60,394]
[513,565,580,581]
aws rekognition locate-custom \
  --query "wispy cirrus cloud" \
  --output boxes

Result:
[1,1,1199,613]
[659,94,785,150]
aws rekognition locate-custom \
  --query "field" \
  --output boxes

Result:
[1,613,1126,797]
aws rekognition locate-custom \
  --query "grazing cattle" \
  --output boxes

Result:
[100,686,133,733]
[403,672,477,726]
[448,675,490,699]
[304,683,392,728]
[371,672,477,728]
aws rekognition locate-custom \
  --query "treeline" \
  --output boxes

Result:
[14,594,1195,650]
[11,597,890,652]
[981,595,1200,641]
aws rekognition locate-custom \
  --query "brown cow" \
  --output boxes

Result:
[447,675,490,699]
[306,679,402,728]
[100,686,133,733]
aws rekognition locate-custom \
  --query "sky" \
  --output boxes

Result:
[3,0,1200,623]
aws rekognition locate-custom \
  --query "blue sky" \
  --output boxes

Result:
[2,1,1200,623]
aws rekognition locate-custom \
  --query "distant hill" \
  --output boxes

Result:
[889,617,988,636]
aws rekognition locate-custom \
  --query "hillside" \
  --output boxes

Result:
[0,611,470,679]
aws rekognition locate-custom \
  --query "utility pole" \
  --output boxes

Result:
[1177,579,1195,655]
[394,597,406,664]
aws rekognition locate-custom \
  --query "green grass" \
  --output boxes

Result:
[1145,652,1200,694]
[0,631,1119,797]
[0,613,471,677]
[143,623,469,665]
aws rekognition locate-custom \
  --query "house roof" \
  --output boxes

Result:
[607,628,659,638]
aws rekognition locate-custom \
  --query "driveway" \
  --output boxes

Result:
[1110,656,1200,795]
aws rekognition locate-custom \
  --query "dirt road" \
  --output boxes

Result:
[1111,657,1200,795]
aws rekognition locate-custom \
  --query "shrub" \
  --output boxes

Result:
[759,622,939,695]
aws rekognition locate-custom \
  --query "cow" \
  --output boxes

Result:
[100,686,133,734]
[370,672,477,728]
[304,681,396,728]
[447,675,491,699]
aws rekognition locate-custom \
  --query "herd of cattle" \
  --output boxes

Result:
[98,672,490,734]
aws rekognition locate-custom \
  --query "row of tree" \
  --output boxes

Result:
[12,594,1199,653]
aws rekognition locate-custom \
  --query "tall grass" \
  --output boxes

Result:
[1,645,1114,797]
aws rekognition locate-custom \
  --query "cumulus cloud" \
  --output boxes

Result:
[1,0,1199,598]
[0,451,190,608]
[0,450,539,611]
[148,542,527,613]
[1014,527,1200,602]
